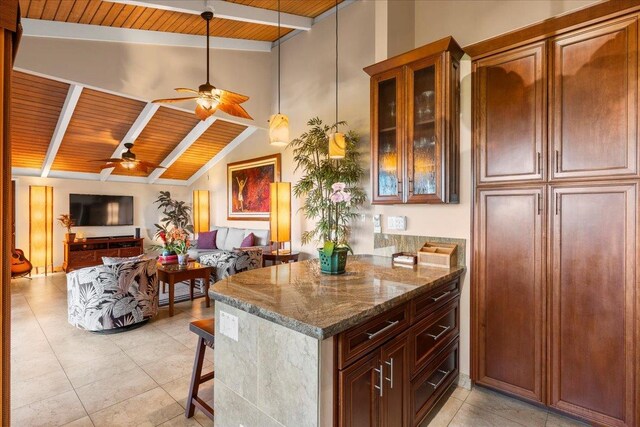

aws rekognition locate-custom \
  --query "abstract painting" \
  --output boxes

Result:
[227,154,281,220]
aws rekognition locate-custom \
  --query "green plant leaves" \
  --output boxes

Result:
[323,241,335,256]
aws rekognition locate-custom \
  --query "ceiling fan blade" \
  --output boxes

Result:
[218,102,253,120]
[99,163,120,170]
[94,158,124,163]
[195,104,217,121]
[218,89,249,104]
[152,96,198,104]
[174,88,199,94]
[138,160,165,169]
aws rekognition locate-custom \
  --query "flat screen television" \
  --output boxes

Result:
[70,194,134,226]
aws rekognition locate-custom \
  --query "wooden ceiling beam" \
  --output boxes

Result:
[101,102,159,181]
[12,167,189,186]
[186,125,257,186]
[40,84,83,178]
[21,18,272,52]
[147,115,217,184]
[109,0,313,31]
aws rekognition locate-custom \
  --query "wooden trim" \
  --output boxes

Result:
[364,36,464,77]
[465,0,640,59]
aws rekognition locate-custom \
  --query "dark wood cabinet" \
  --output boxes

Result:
[550,17,638,180]
[549,183,636,426]
[475,187,544,403]
[365,37,462,205]
[63,237,144,272]
[475,42,546,184]
[339,351,380,427]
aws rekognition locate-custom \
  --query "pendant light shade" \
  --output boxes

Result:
[270,0,290,147]
[269,113,290,146]
[329,132,346,159]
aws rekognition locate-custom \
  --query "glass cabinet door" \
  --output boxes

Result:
[407,56,443,203]
[372,69,404,204]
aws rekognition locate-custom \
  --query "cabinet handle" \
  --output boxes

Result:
[366,320,399,340]
[537,194,542,215]
[427,369,451,389]
[408,179,414,194]
[427,325,451,340]
[555,150,560,173]
[397,180,403,194]
[430,290,451,302]
[374,364,384,397]
[555,193,560,215]
[385,357,394,389]
[537,152,542,174]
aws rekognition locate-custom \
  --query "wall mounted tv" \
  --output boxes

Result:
[70,194,134,226]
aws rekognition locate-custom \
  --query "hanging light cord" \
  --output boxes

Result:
[205,13,210,84]
[278,0,281,114]
[335,0,339,127]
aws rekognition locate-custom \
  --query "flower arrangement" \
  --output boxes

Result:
[158,227,191,255]
[57,214,75,233]
[323,182,352,256]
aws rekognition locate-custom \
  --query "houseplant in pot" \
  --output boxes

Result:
[168,227,191,265]
[153,191,194,256]
[58,214,76,243]
[290,117,366,274]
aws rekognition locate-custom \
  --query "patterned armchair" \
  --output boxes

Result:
[67,258,159,332]
[199,249,263,282]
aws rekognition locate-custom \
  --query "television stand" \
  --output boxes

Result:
[63,237,144,272]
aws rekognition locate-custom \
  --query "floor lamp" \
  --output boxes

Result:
[29,185,53,275]
[193,190,210,234]
[269,182,291,256]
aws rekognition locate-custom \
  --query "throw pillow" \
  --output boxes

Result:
[240,232,255,248]
[102,254,146,265]
[198,230,218,249]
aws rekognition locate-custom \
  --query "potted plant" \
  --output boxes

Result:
[153,191,194,255]
[290,117,366,274]
[167,227,191,265]
[58,214,76,243]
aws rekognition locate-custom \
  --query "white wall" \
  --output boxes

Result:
[13,176,190,269]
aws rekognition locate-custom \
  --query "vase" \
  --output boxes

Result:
[162,249,175,257]
[65,233,76,243]
[177,254,188,265]
[318,247,348,275]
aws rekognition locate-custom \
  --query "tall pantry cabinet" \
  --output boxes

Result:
[472,9,638,427]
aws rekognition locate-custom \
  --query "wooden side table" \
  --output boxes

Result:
[262,252,300,267]
[157,262,212,316]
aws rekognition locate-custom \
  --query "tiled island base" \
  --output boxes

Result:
[214,302,333,427]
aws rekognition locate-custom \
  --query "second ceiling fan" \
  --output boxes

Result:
[153,11,252,121]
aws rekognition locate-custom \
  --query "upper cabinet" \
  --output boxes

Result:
[551,17,638,180]
[475,42,547,184]
[365,37,463,205]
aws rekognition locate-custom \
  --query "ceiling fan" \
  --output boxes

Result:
[152,11,252,121]
[94,143,165,174]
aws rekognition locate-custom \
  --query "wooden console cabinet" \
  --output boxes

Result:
[63,237,144,272]
[337,277,461,427]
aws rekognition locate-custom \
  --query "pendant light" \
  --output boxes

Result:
[269,0,289,146]
[328,0,346,159]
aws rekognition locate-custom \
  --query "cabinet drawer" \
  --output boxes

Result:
[411,279,459,324]
[68,251,96,264]
[96,249,119,260]
[338,303,409,369]
[411,299,459,376]
[119,247,142,257]
[411,341,459,426]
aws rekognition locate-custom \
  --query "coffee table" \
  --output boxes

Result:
[157,262,212,317]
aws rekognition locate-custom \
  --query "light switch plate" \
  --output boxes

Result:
[373,214,382,233]
[220,311,239,342]
[387,216,407,231]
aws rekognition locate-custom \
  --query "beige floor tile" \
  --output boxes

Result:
[11,390,87,427]
[124,336,191,366]
[142,351,213,385]
[420,395,463,427]
[108,324,173,351]
[546,412,589,426]
[161,374,214,409]
[193,411,214,427]
[63,349,138,389]
[62,416,95,426]
[466,387,547,427]
[51,334,122,369]
[451,385,471,401]
[450,403,526,427]
[11,366,73,409]
[75,366,158,414]
[158,414,203,426]
[11,348,64,382]
[89,387,183,427]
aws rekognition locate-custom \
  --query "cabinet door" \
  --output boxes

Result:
[551,17,638,180]
[406,55,443,203]
[380,334,409,427]
[475,42,546,183]
[475,187,544,403]
[372,69,404,204]
[339,351,381,427]
[550,183,636,426]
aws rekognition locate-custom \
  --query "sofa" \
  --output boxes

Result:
[189,226,268,282]
[67,258,159,332]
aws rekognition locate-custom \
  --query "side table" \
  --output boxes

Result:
[262,252,300,267]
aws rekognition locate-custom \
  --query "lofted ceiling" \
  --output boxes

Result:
[11,70,255,186]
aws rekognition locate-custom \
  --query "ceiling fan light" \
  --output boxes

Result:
[122,161,136,169]
[329,132,346,159]
[197,97,213,109]
[269,113,289,146]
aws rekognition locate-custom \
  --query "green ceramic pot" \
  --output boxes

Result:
[318,247,348,275]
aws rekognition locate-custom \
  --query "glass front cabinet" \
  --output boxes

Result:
[365,37,463,204]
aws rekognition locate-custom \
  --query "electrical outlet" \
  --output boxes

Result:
[220,311,239,342]
[387,216,407,231]
[373,214,382,233]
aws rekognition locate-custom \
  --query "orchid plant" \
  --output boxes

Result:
[157,227,191,255]
[324,182,354,256]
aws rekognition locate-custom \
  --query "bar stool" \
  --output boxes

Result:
[186,318,215,420]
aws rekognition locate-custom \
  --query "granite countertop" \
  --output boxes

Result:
[209,255,465,340]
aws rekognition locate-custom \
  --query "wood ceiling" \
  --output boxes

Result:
[19,0,343,42]
[11,71,252,185]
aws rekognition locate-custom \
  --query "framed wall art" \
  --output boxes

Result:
[227,154,281,220]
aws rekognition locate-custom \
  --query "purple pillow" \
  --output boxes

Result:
[240,232,255,248]
[198,230,217,250]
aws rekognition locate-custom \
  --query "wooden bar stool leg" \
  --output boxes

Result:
[186,336,207,418]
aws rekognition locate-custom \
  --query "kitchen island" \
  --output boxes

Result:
[209,255,464,427]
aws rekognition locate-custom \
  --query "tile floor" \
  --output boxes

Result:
[10,273,588,427]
